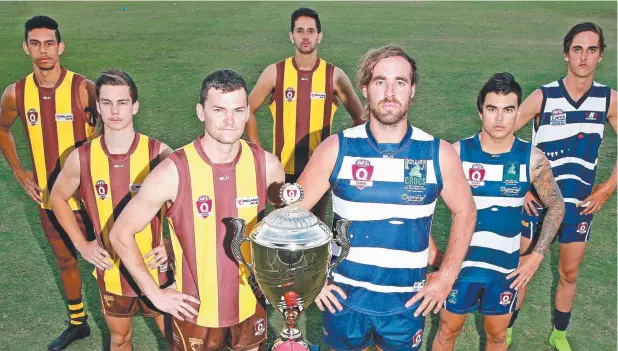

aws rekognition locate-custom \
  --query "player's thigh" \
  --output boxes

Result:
[322,306,372,351]
[483,314,511,339]
[104,313,133,339]
[171,317,224,351]
[479,280,517,316]
[558,241,587,275]
[437,308,468,337]
[372,308,426,351]
[444,280,483,315]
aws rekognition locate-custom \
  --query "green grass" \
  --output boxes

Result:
[0,2,616,350]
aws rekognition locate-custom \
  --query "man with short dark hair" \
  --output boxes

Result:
[0,15,97,350]
[110,70,285,351]
[246,7,363,221]
[510,22,617,350]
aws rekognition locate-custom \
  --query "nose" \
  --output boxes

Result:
[496,109,505,121]
[581,50,588,61]
[111,103,120,115]
[385,82,396,98]
[223,111,235,125]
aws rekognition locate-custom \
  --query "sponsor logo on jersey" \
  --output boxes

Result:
[585,112,598,120]
[500,186,522,197]
[448,289,458,304]
[503,161,520,185]
[55,113,74,122]
[129,183,141,193]
[499,291,514,306]
[412,329,423,348]
[254,318,266,336]
[550,109,567,125]
[96,180,109,199]
[285,87,296,102]
[468,164,486,188]
[236,196,259,208]
[310,92,327,100]
[404,159,427,192]
[27,108,39,126]
[196,195,213,218]
[576,222,589,235]
[189,338,203,351]
[401,193,426,204]
[351,159,374,190]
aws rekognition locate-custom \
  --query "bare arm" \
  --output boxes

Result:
[0,84,42,204]
[246,64,277,148]
[513,89,543,133]
[109,158,199,320]
[407,140,476,316]
[79,78,98,129]
[507,147,565,289]
[264,151,285,205]
[333,67,364,126]
[298,134,339,210]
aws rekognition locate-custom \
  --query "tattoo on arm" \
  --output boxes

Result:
[530,148,565,254]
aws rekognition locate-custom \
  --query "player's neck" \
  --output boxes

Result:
[103,127,136,155]
[201,133,240,164]
[479,130,514,154]
[294,51,318,70]
[563,71,595,99]
[32,63,63,88]
[368,117,409,144]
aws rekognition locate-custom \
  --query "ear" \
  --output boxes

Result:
[564,52,569,62]
[361,85,368,99]
[96,100,101,115]
[58,42,65,56]
[22,42,30,56]
[317,32,323,44]
[196,103,206,122]
[410,84,416,100]
[132,100,140,115]
[478,111,483,121]
[289,32,294,44]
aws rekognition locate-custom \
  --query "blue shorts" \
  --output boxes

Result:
[521,210,592,244]
[444,279,518,315]
[322,305,425,351]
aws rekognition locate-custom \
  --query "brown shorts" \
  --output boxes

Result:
[39,207,94,242]
[99,291,161,318]
[171,303,267,351]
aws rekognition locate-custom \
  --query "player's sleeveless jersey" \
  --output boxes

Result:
[15,69,96,210]
[269,57,338,175]
[532,79,611,223]
[166,137,267,328]
[458,134,532,281]
[329,123,442,315]
[78,133,169,297]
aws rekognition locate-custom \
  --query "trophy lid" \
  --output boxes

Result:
[250,184,332,249]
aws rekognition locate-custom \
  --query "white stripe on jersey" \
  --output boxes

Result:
[333,194,437,221]
[535,123,605,144]
[461,261,515,274]
[564,198,589,207]
[411,127,434,141]
[345,247,429,269]
[543,81,560,88]
[338,157,437,184]
[462,162,528,182]
[549,156,597,170]
[554,174,592,186]
[332,273,422,293]
[342,124,368,138]
[469,231,520,254]
[544,96,607,113]
[473,195,525,210]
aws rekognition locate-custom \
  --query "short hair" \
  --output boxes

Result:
[199,70,248,105]
[24,16,61,43]
[564,22,606,54]
[357,45,419,90]
[476,72,522,112]
[290,8,321,33]
[95,69,138,102]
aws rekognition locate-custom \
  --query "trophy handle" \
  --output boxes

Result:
[329,219,351,275]
[230,218,253,270]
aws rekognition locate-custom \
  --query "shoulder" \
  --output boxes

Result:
[410,125,435,141]
[1,83,17,106]
[341,123,366,139]
[451,141,461,155]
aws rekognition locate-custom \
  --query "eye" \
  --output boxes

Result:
[573,47,581,53]
[506,108,514,113]
[590,48,597,53]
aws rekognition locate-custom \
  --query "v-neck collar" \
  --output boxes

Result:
[474,132,517,160]
[558,77,593,109]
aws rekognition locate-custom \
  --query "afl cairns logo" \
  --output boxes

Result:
[285,87,295,102]
[499,291,514,306]
[350,159,374,190]
[27,108,39,126]
[196,195,213,218]
[95,180,108,199]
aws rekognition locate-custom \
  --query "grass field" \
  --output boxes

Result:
[0,2,616,350]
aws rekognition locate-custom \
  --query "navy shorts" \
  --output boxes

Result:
[443,279,518,315]
[322,305,425,351]
[521,209,592,244]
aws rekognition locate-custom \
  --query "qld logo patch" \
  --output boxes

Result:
[195,195,213,218]
[254,318,266,336]
[468,164,486,188]
[412,329,423,348]
[576,222,589,235]
[285,87,295,102]
[499,291,514,306]
[95,180,108,199]
[550,109,566,125]
[236,196,259,208]
[27,108,39,126]
[351,159,374,190]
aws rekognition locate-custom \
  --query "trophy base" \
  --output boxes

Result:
[268,339,319,351]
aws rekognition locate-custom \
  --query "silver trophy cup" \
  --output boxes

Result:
[231,184,350,351]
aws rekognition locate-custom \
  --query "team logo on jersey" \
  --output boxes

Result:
[103,294,114,308]
[351,159,374,190]
[285,87,296,102]
[550,109,567,125]
[189,338,203,351]
[310,92,327,100]
[254,318,266,336]
[95,180,109,199]
[196,195,213,218]
[27,109,39,126]
[129,184,141,193]
[404,159,427,192]
[55,113,74,122]
[448,289,458,304]
[576,222,589,235]
[503,161,520,185]
[412,329,423,348]
[468,164,486,188]
[586,112,598,120]
[236,196,259,208]
[499,291,514,306]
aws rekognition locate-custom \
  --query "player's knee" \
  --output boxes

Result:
[437,320,463,341]
[110,330,132,349]
[485,329,507,345]
[558,266,579,285]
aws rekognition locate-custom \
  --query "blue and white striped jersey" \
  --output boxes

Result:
[329,122,442,315]
[459,133,532,281]
[532,79,611,223]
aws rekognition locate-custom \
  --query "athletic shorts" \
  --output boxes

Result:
[443,279,518,316]
[322,305,425,351]
[521,209,592,244]
[171,302,267,351]
[98,291,161,318]
[39,207,94,242]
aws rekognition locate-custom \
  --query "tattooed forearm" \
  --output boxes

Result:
[530,147,565,254]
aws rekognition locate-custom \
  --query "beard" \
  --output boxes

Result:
[367,97,409,126]
[296,42,317,54]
